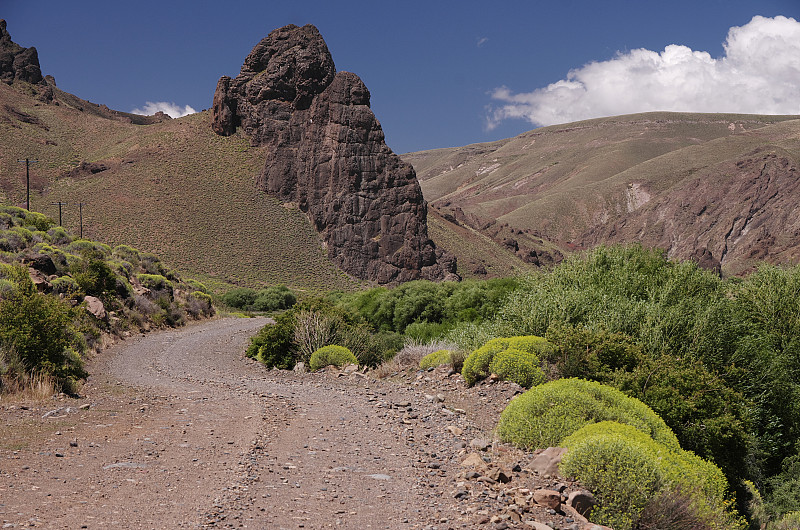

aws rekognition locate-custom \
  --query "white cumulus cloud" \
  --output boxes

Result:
[487,15,800,129]
[131,101,197,118]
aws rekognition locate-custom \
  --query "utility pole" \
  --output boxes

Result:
[51,201,67,227]
[78,202,86,239]
[17,158,38,211]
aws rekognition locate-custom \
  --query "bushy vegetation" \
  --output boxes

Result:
[560,421,735,530]
[419,349,453,370]
[461,335,553,387]
[332,277,519,336]
[0,206,215,395]
[472,245,800,524]
[308,345,358,371]
[241,244,800,528]
[488,347,546,388]
[246,298,403,370]
[221,284,297,312]
[497,378,679,450]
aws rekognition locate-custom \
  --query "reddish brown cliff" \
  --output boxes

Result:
[212,24,456,284]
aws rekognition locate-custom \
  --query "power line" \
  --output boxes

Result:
[50,201,67,227]
[78,202,86,239]
[16,158,39,211]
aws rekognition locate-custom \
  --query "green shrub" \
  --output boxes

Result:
[221,287,257,309]
[22,212,53,232]
[560,422,665,530]
[46,226,71,245]
[248,310,297,369]
[497,378,679,450]
[309,345,358,371]
[137,274,171,293]
[112,244,141,267]
[50,276,81,297]
[0,265,86,389]
[419,349,452,370]
[73,258,122,300]
[405,321,451,343]
[561,422,734,530]
[251,284,296,312]
[545,323,642,381]
[139,252,166,275]
[185,279,210,294]
[770,512,800,530]
[488,347,545,388]
[66,240,111,256]
[462,335,553,386]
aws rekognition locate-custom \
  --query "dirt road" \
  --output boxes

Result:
[0,318,500,529]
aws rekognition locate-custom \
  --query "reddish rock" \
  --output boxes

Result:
[529,447,567,477]
[532,488,561,510]
[212,24,457,284]
[84,295,107,320]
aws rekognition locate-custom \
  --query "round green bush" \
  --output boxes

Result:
[419,349,453,370]
[137,273,172,293]
[462,335,553,386]
[561,421,731,530]
[488,347,545,388]
[309,345,358,371]
[560,422,666,530]
[496,378,679,450]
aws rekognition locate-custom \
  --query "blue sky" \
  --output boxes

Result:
[3,1,799,154]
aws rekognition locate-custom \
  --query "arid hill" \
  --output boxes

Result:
[0,20,456,290]
[406,112,800,276]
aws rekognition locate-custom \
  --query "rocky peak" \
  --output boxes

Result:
[0,19,44,85]
[213,24,457,284]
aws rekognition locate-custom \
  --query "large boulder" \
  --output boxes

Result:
[212,24,457,284]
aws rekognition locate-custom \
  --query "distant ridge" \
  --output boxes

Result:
[406,111,800,276]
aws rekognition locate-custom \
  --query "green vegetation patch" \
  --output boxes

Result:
[488,347,545,388]
[560,421,733,530]
[309,345,358,371]
[419,349,453,370]
[496,378,679,450]
[462,335,552,386]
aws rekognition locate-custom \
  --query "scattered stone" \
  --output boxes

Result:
[532,489,561,511]
[529,447,567,477]
[567,490,596,517]
[470,438,491,451]
[84,296,107,320]
[488,467,512,484]
[446,425,463,436]
[460,453,487,470]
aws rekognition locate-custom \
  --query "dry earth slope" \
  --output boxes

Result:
[406,112,800,275]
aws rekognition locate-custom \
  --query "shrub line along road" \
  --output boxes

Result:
[0,318,488,528]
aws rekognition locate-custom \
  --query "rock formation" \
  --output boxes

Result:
[0,19,44,85]
[212,24,457,284]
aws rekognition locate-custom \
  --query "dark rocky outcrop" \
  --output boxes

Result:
[0,19,44,85]
[212,24,457,284]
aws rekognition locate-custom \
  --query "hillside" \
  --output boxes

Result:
[406,112,800,275]
[0,80,364,293]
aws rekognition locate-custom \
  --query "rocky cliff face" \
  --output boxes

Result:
[212,24,456,284]
[0,19,44,85]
